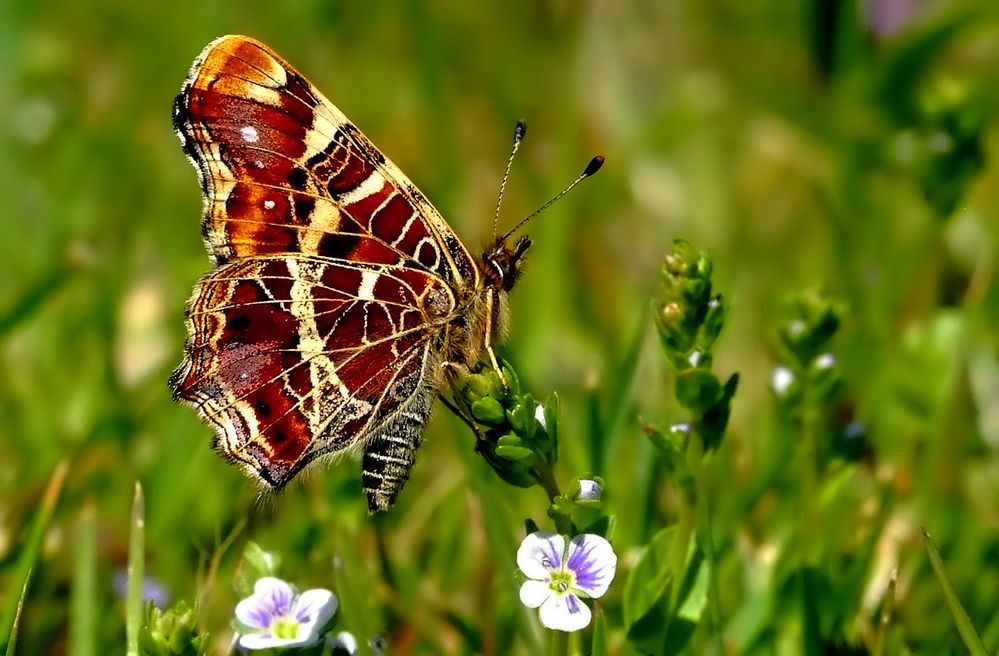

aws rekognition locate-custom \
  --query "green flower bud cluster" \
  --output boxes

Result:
[775,293,844,409]
[546,475,615,539]
[652,240,738,453]
[457,362,558,490]
[138,602,207,656]
[655,239,726,371]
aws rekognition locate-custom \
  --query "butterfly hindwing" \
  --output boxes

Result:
[170,250,447,492]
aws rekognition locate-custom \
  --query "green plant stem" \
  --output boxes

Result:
[798,404,822,655]
[692,449,723,653]
[799,406,819,564]
[535,468,573,535]
[668,434,702,611]
[536,467,562,502]
[126,482,145,656]
[70,504,97,656]
[548,629,569,656]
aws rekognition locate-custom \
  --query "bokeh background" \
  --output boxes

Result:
[2,0,998,653]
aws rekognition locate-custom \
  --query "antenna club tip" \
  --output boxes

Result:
[583,155,605,177]
[515,120,527,141]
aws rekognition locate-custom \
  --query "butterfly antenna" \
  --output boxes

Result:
[499,155,604,242]
[492,120,528,240]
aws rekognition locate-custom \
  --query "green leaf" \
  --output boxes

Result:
[700,296,726,348]
[506,398,536,437]
[700,373,739,451]
[1,461,68,654]
[674,369,723,413]
[624,525,711,653]
[138,602,207,656]
[663,546,711,653]
[471,397,506,425]
[643,423,691,481]
[624,527,676,650]
[494,445,537,463]
[234,542,282,598]
[542,393,560,461]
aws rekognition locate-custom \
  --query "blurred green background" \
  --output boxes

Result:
[2,0,998,653]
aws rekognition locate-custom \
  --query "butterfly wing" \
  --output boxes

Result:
[171,35,471,509]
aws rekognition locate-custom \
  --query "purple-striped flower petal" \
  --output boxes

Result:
[539,593,591,632]
[517,532,565,580]
[294,588,337,626]
[234,577,337,650]
[566,534,616,598]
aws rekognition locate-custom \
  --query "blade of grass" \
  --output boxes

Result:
[0,266,69,338]
[332,525,376,656]
[126,482,145,656]
[591,605,607,656]
[921,529,988,656]
[0,459,69,653]
[4,572,31,656]
[70,503,98,656]
[873,568,897,656]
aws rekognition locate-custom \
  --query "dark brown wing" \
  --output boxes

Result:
[170,254,445,499]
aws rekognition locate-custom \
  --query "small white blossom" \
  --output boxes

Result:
[576,479,602,502]
[815,352,836,370]
[535,403,546,430]
[771,366,795,397]
[517,532,617,632]
[234,577,337,650]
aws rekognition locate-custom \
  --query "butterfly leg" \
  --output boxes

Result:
[482,288,507,387]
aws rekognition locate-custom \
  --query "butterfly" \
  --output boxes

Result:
[170,35,600,512]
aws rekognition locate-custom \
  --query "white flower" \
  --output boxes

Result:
[517,532,617,632]
[234,577,337,650]
[771,366,795,397]
[535,403,547,430]
[576,479,602,502]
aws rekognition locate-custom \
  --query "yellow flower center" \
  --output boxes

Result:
[548,568,576,597]
[270,616,300,640]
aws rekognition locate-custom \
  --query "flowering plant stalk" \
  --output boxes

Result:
[625,240,737,653]
[446,362,618,647]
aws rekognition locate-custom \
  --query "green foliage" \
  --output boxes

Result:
[623,527,709,654]
[138,602,207,656]
[2,1,998,654]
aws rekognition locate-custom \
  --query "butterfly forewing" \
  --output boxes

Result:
[174,35,479,287]
[171,35,478,509]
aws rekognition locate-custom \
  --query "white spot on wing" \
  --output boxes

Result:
[263,199,276,210]
[338,171,385,205]
[358,270,379,301]
[240,125,259,143]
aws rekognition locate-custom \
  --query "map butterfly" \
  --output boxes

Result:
[170,35,601,511]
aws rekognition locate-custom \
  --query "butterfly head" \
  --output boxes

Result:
[483,235,532,291]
